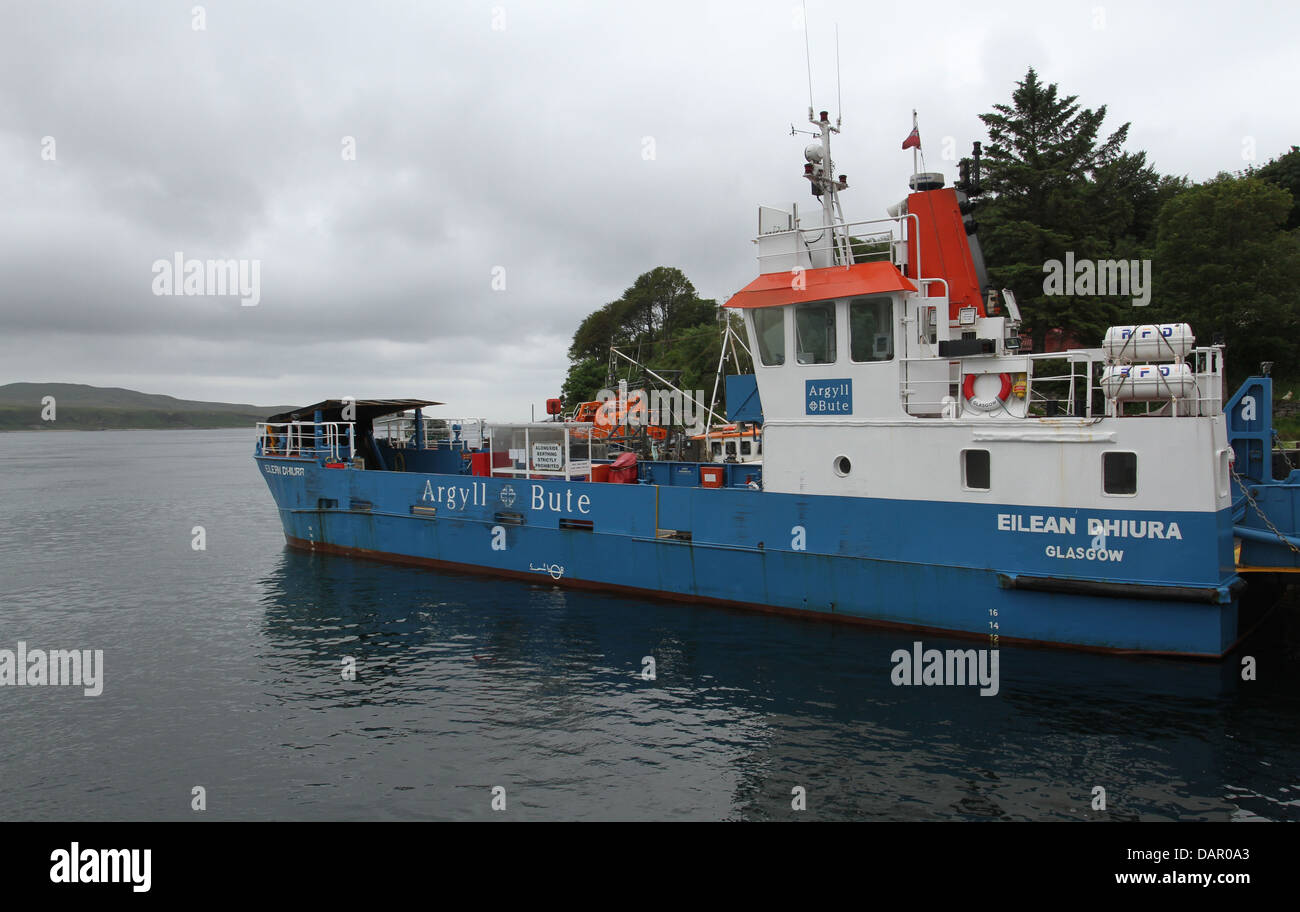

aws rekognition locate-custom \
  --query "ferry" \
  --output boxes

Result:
[254,106,1300,657]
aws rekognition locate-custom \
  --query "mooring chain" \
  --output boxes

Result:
[1232,468,1300,556]
[1272,431,1298,473]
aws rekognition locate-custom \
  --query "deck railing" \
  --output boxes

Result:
[756,214,917,273]
[257,421,355,461]
[374,416,488,449]
[898,345,1225,420]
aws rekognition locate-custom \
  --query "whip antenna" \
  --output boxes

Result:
[835,24,842,127]
[803,0,814,110]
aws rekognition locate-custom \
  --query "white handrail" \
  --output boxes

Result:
[755,215,909,269]
[257,421,355,461]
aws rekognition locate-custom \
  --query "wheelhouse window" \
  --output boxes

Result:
[962,449,990,491]
[752,308,786,366]
[850,295,894,362]
[795,301,837,364]
[1103,452,1137,495]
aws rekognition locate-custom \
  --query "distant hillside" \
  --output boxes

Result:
[0,382,295,431]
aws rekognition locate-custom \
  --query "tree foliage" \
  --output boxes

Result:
[1254,145,1300,231]
[559,357,607,409]
[567,267,715,363]
[976,68,1162,350]
[559,266,747,411]
[975,67,1300,387]
[1150,174,1300,383]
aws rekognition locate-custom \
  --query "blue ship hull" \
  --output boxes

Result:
[257,455,1250,657]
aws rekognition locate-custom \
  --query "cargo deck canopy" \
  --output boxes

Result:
[265,399,441,424]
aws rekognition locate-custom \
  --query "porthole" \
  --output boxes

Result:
[834,455,852,476]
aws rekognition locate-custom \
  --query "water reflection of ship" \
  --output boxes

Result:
[256,549,1299,819]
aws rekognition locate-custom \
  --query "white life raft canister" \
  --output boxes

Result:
[1102,324,1195,361]
[1100,363,1195,400]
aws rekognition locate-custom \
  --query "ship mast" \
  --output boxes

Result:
[802,108,851,267]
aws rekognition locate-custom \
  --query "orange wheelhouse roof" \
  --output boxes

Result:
[723,261,915,309]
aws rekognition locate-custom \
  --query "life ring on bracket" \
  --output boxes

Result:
[962,372,1013,411]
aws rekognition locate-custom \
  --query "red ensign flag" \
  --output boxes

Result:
[901,127,921,150]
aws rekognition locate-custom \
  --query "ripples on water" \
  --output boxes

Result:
[1,429,1298,820]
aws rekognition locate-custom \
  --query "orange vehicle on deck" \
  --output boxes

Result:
[571,391,668,441]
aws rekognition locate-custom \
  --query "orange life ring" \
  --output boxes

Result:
[963,372,1013,411]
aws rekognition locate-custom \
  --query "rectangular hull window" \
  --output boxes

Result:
[1103,452,1138,495]
[962,449,990,490]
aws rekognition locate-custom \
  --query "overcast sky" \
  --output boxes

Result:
[2,1,1296,418]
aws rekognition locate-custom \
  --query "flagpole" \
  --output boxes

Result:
[912,109,918,180]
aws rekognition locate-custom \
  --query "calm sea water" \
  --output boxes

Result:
[1,429,1298,821]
